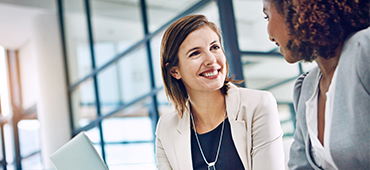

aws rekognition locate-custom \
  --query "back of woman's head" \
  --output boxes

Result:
[286,0,370,61]
[160,15,231,117]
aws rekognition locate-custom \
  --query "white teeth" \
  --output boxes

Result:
[204,70,218,77]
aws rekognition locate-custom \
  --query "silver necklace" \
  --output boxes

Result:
[190,111,226,170]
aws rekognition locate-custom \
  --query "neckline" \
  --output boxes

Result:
[190,111,226,167]
[192,117,228,136]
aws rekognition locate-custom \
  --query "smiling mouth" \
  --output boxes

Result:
[200,70,219,77]
[275,42,280,46]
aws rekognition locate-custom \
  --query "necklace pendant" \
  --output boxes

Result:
[208,162,216,170]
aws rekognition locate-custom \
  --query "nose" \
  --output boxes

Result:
[204,51,217,66]
[269,36,275,42]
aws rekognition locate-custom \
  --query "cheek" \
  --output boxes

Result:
[267,19,276,36]
[267,22,272,35]
[220,59,228,75]
[280,28,290,45]
[217,54,227,66]
[181,62,199,75]
[222,58,227,67]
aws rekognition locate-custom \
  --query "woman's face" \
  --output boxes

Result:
[170,26,227,94]
[263,0,299,63]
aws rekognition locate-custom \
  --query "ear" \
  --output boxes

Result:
[169,66,181,80]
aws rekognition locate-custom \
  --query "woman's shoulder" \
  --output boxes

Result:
[340,27,370,74]
[228,83,276,106]
[157,111,180,126]
[293,67,321,91]
[156,111,180,134]
[292,67,319,106]
[343,26,370,59]
[229,82,272,97]
[347,26,370,43]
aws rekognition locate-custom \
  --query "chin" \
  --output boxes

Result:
[285,57,300,64]
[285,58,298,64]
[209,82,224,91]
[281,50,299,63]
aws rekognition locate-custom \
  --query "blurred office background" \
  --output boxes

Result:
[0,0,316,169]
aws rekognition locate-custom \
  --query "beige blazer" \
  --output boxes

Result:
[155,83,285,170]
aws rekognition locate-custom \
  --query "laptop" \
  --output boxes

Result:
[50,131,109,170]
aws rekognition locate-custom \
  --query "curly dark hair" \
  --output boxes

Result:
[285,0,369,62]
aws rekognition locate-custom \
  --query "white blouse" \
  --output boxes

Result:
[305,69,338,170]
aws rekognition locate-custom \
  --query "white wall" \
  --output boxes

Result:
[31,13,71,168]
[18,40,38,109]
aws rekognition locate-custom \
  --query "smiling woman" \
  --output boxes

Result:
[155,14,285,170]
[169,25,227,104]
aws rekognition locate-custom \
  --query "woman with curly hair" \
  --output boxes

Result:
[263,0,369,169]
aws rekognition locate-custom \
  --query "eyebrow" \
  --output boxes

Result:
[263,7,266,14]
[185,40,219,55]
[185,47,200,56]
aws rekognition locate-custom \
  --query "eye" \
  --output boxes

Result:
[189,51,200,57]
[264,16,269,20]
[211,45,220,50]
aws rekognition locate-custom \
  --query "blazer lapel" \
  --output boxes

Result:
[300,68,322,169]
[173,111,193,170]
[228,120,249,169]
[225,84,250,169]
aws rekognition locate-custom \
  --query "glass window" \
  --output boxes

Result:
[242,55,301,103]
[156,89,174,117]
[268,79,296,103]
[18,120,40,158]
[18,120,42,168]
[150,30,164,88]
[233,0,275,52]
[90,0,144,68]
[18,119,42,169]
[101,97,155,169]
[4,124,16,166]
[146,0,201,33]
[71,78,97,130]
[102,117,153,143]
[0,128,3,161]
[242,55,299,89]
[106,143,156,170]
[21,152,42,169]
[194,1,220,25]
[241,55,302,140]
[62,0,93,84]
[97,64,121,115]
[278,104,295,139]
[117,45,151,103]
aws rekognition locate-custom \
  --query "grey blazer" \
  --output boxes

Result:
[288,27,370,169]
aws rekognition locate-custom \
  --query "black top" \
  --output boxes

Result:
[191,118,245,170]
